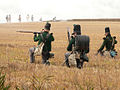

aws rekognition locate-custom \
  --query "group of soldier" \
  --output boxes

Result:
[29,22,117,69]
[6,15,11,22]
[5,15,57,23]
[5,14,34,23]
[26,14,34,22]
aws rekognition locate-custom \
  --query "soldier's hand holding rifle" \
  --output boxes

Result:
[33,31,41,36]
[33,32,37,37]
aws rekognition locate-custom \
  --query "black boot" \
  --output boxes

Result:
[76,59,81,69]
[80,61,84,68]
[83,54,89,62]
[65,59,70,68]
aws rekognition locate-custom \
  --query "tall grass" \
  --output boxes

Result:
[0,22,120,89]
[0,72,10,90]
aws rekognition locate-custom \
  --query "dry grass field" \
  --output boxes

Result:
[0,21,120,90]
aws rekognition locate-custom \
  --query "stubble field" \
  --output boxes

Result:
[0,21,120,90]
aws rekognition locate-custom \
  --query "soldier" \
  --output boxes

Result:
[39,17,42,22]
[26,14,30,22]
[8,14,11,22]
[97,27,117,57]
[53,17,56,22]
[29,22,54,65]
[6,15,8,22]
[31,15,34,22]
[65,24,89,69]
[18,15,21,22]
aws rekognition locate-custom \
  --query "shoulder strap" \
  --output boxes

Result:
[40,33,50,43]
[46,33,50,40]
[40,34,45,42]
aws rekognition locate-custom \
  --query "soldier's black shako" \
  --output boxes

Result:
[44,22,51,30]
[105,27,110,33]
[73,24,81,35]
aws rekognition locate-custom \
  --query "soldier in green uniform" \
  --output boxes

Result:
[29,22,54,64]
[97,27,117,57]
[65,24,89,68]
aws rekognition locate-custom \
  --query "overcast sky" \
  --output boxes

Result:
[0,0,120,22]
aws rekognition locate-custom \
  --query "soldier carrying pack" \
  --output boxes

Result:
[29,22,54,64]
[65,24,90,69]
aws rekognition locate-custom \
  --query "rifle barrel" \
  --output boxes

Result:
[16,31,34,33]
[16,30,41,34]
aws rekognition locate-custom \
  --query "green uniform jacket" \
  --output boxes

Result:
[34,31,54,52]
[67,38,75,51]
[99,34,117,51]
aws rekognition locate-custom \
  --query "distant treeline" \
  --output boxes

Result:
[67,19,120,22]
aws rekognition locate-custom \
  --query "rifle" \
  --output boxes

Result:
[61,28,72,66]
[61,27,71,66]
[67,27,71,42]
[16,30,42,34]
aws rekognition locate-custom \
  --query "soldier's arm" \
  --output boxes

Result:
[67,38,74,51]
[98,38,107,51]
[111,39,117,50]
[50,33,54,41]
[114,40,117,44]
